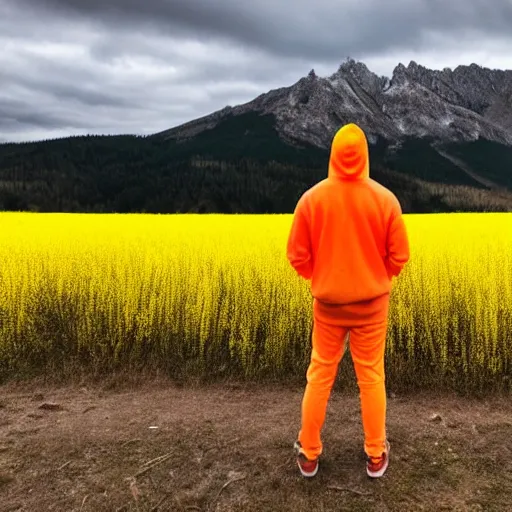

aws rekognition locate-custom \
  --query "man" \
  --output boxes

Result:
[286,123,410,479]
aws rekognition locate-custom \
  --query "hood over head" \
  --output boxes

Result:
[328,123,369,180]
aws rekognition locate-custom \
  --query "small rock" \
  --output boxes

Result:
[227,470,246,480]
[130,479,141,501]
[0,472,15,485]
[27,413,43,419]
[32,394,44,402]
[429,413,443,423]
[39,402,63,411]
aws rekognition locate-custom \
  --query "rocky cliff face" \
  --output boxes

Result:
[158,59,512,149]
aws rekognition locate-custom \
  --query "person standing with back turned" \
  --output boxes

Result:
[287,123,410,479]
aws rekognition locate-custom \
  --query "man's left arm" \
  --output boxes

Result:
[286,195,313,280]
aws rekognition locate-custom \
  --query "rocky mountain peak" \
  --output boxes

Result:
[407,60,419,71]
[391,62,409,85]
[338,58,370,75]
[159,59,512,149]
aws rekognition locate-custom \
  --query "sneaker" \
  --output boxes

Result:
[366,440,390,478]
[294,441,319,478]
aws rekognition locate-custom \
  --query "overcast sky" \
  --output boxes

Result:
[1,0,512,143]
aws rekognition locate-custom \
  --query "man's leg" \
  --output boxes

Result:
[297,316,349,461]
[349,318,388,460]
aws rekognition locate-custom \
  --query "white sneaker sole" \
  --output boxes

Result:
[297,460,319,478]
[366,442,390,478]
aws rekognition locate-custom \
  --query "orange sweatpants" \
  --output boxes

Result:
[298,293,390,461]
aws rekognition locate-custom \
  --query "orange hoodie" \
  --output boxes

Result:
[287,123,410,305]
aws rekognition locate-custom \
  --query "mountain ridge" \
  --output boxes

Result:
[156,59,512,149]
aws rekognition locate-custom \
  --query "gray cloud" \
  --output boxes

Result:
[12,0,512,59]
[1,0,512,142]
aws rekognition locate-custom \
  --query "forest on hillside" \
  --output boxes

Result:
[1,112,512,214]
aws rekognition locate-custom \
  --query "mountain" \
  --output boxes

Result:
[1,59,512,214]
[157,59,512,149]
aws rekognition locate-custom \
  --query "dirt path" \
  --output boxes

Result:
[1,380,511,512]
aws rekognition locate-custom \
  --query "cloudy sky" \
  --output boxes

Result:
[1,0,512,143]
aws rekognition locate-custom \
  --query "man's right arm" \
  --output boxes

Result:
[287,194,314,280]
[385,197,410,277]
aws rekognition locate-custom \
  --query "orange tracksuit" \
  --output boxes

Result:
[287,123,410,462]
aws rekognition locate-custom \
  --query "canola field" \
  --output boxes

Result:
[1,212,511,393]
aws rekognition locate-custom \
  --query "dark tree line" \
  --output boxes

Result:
[1,112,511,214]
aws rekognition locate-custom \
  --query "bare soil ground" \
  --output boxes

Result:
[1,379,511,512]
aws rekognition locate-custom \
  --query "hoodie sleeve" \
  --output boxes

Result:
[287,195,314,280]
[385,198,410,277]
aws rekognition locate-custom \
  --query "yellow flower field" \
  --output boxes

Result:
[1,212,511,393]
